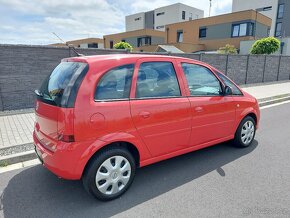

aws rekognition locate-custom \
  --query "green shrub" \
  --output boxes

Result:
[217,44,238,54]
[250,37,280,54]
[113,41,133,51]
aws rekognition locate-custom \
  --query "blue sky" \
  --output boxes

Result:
[0,0,232,45]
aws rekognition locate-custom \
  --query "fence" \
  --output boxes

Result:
[0,44,290,111]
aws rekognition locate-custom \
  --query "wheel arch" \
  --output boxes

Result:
[81,140,141,178]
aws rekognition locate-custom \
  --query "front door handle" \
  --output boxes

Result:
[139,111,151,119]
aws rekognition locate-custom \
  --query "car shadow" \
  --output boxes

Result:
[2,141,258,218]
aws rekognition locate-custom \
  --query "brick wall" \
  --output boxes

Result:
[0,44,289,111]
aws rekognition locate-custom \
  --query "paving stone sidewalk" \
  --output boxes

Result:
[0,113,34,149]
[0,81,290,153]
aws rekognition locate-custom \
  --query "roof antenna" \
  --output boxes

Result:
[209,0,212,17]
[52,32,83,57]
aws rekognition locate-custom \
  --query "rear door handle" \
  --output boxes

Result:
[195,106,204,113]
[139,111,151,119]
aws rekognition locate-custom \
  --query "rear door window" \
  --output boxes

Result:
[38,62,88,107]
[136,62,181,98]
[95,64,134,101]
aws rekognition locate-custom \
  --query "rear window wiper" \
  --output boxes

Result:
[35,89,44,97]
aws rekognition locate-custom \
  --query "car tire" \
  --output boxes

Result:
[82,146,136,201]
[234,116,256,148]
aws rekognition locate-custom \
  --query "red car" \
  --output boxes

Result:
[34,54,260,201]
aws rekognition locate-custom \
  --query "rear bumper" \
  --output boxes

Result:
[33,131,85,180]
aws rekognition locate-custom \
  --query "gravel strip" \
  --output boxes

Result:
[0,143,34,157]
[0,108,34,117]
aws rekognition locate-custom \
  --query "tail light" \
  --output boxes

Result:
[58,134,75,142]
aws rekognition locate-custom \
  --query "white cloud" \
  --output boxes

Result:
[0,0,232,45]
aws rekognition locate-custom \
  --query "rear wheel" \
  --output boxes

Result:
[234,116,256,148]
[82,147,136,201]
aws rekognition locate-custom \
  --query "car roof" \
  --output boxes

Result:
[62,54,205,66]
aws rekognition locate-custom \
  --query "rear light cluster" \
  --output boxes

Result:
[58,134,75,142]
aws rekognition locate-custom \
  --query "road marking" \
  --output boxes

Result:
[260,100,290,110]
[0,159,40,174]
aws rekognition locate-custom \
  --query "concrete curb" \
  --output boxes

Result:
[259,95,290,107]
[0,150,36,167]
[1,94,290,167]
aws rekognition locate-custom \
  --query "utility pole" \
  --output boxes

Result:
[209,0,212,17]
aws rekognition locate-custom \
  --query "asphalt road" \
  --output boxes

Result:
[1,102,290,218]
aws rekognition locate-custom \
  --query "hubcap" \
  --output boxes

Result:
[241,120,255,145]
[95,156,131,195]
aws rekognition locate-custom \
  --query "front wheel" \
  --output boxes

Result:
[82,147,136,201]
[234,116,256,148]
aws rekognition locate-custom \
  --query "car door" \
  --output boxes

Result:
[180,62,236,146]
[130,58,192,157]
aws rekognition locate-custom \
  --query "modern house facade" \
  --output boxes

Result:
[50,38,104,49]
[165,10,272,53]
[232,0,290,37]
[125,3,204,32]
[103,29,165,51]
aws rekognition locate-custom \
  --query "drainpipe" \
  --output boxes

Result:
[166,27,169,44]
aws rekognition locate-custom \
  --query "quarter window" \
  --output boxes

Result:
[181,63,222,96]
[215,71,243,96]
[95,64,134,100]
[136,62,181,98]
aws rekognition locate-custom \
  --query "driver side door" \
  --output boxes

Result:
[180,62,236,146]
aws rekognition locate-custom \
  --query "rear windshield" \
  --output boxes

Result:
[38,62,88,107]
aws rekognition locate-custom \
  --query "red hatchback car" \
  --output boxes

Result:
[34,54,260,201]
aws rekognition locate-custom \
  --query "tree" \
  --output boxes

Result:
[217,44,238,54]
[113,41,133,51]
[250,37,280,55]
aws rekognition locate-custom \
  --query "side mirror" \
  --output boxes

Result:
[224,86,232,96]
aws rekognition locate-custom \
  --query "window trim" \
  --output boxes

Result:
[134,61,182,99]
[180,62,224,97]
[94,64,135,102]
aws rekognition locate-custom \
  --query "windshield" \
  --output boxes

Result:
[38,62,88,107]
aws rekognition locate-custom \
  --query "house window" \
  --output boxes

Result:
[110,40,114,49]
[182,11,186,20]
[177,30,183,42]
[135,17,142,21]
[232,23,253,37]
[189,13,193,20]
[277,4,284,19]
[156,25,164,29]
[262,6,272,11]
[156,12,165,16]
[199,28,207,38]
[275,22,282,37]
[137,37,151,47]
[248,23,254,36]
[88,43,98,48]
